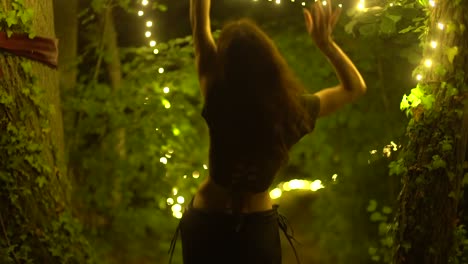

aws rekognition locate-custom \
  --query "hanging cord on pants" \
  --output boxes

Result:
[275,205,301,264]
[168,197,193,264]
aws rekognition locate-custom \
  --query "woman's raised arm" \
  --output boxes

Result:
[190,0,217,97]
[303,0,367,117]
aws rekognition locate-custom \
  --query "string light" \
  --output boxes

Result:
[162,99,171,109]
[357,0,365,10]
[192,171,200,179]
[146,21,153,27]
[430,41,438,49]
[167,198,174,205]
[153,49,159,54]
[160,157,168,164]
[145,31,152,38]
[332,174,338,181]
[203,164,208,169]
[437,22,445,30]
[270,178,325,199]
[429,0,435,7]
[163,86,170,93]
[424,59,433,68]
[416,74,423,81]
[177,196,185,204]
[138,10,144,16]
[172,188,178,195]
[158,67,165,74]
[142,0,149,6]
[171,204,182,213]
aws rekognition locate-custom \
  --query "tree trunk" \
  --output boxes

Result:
[393,0,468,263]
[54,0,78,93]
[0,0,89,262]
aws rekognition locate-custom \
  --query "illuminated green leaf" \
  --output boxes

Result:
[445,46,459,64]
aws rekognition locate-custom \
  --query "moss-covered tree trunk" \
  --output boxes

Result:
[393,0,468,263]
[0,0,91,262]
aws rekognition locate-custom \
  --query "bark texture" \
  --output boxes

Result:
[394,1,468,263]
[0,0,72,262]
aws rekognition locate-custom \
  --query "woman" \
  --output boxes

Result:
[170,0,367,263]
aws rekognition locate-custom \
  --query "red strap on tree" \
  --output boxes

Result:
[0,31,58,68]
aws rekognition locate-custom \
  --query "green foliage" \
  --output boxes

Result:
[367,199,394,263]
[0,58,94,263]
[65,26,204,262]
[0,3,94,262]
[0,0,35,38]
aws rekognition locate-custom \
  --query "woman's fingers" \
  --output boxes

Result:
[330,7,341,28]
[325,0,332,23]
[303,9,313,33]
[311,2,322,31]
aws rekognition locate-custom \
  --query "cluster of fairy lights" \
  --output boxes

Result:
[139,0,441,219]
[354,0,441,81]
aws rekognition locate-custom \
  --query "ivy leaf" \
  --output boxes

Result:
[359,24,378,36]
[463,173,468,186]
[6,10,18,27]
[380,16,397,34]
[421,94,435,110]
[400,95,410,110]
[445,46,459,64]
[36,176,47,188]
[367,199,378,212]
[382,206,392,214]
[431,155,446,170]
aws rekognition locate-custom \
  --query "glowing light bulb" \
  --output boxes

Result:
[338,3,343,8]
[158,67,164,74]
[389,3,394,6]
[145,31,151,38]
[167,198,174,205]
[322,0,327,5]
[163,87,170,93]
[357,2,365,10]
[153,49,159,54]
[203,164,208,169]
[424,59,433,67]
[430,41,438,49]
[142,0,149,6]
[177,196,185,204]
[301,2,306,6]
[160,157,168,164]
[171,204,182,213]
[289,179,306,189]
[162,99,171,109]
[269,188,282,199]
[310,180,324,191]
[429,0,435,7]
[275,0,280,4]
[416,74,423,81]
[173,211,183,219]
[193,171,200,179]
[437,22,445,30]
[138,10,144,16]
[172,188,178,195]
[150,40,156,47]
[146,21,153,27]
[332,174,338,181]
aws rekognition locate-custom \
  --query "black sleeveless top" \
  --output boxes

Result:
[202,94,320,194]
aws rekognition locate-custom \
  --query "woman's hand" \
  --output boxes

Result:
[303,0,341,50]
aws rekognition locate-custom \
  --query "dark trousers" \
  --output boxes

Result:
[179,206,282,264]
